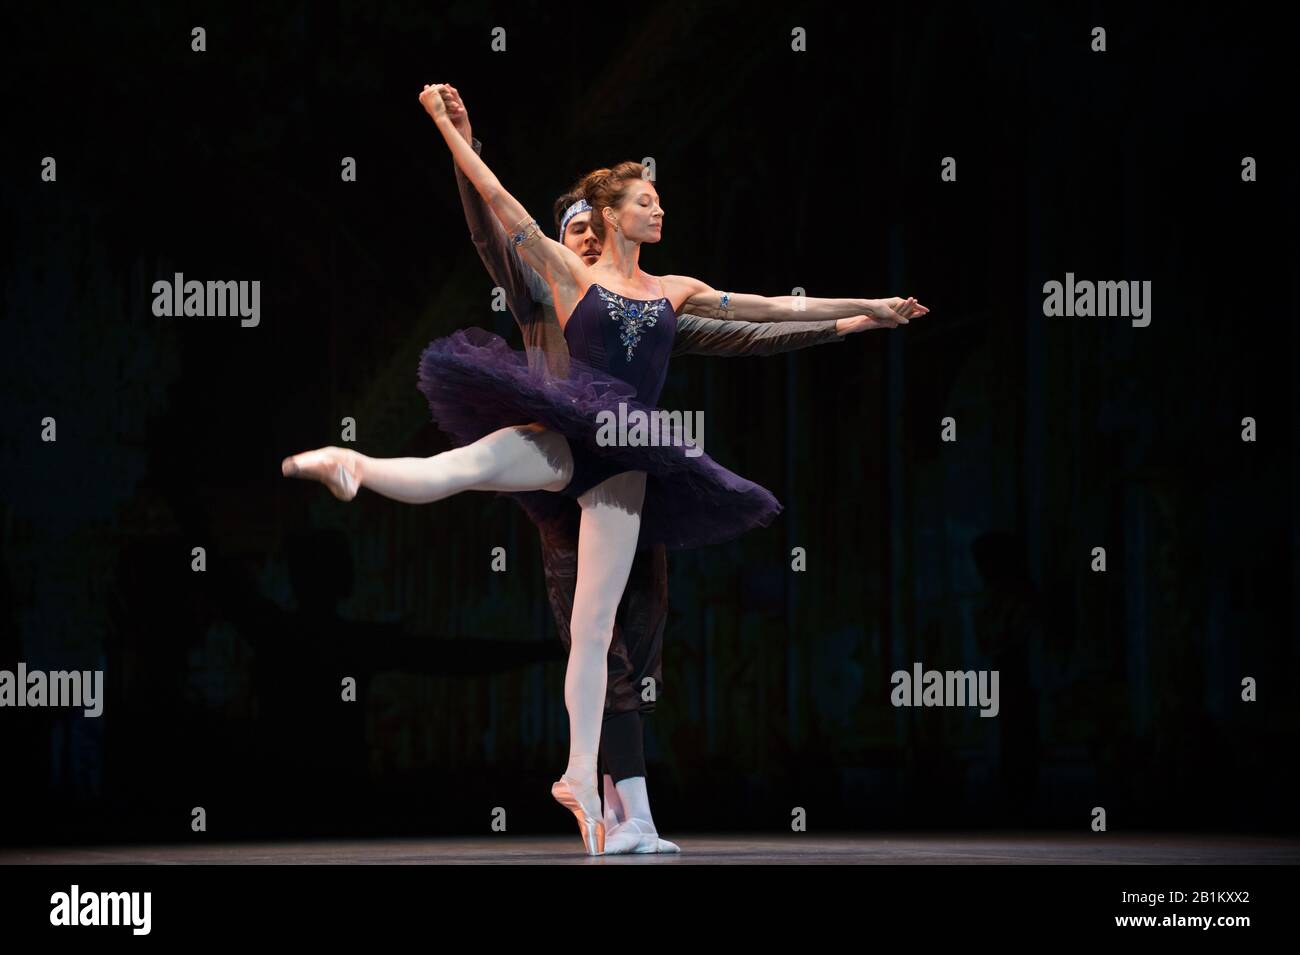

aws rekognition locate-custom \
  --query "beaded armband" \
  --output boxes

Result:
[510,217,544,249]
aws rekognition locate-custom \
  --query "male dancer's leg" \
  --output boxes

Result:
[600,544,678,853]
[601,543,666,794]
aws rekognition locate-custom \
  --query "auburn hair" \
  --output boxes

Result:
[574,162,648,242]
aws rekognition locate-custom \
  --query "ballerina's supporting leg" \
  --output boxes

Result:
[281,424,573,502]
[552,470,647,855]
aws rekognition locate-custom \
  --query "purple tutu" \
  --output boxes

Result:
[415,327,782,551]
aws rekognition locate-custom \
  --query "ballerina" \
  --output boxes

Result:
[282,82,927,854]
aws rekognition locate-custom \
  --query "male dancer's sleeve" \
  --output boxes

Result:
[454,137,553,319]
[672,314,844,358]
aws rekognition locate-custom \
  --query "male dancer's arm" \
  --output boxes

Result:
[421,85,586,307]
[445,91,569,366]
[672,313,843,358]
[454,138,552,317]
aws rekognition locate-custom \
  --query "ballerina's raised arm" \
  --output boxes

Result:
[419,83,590,328]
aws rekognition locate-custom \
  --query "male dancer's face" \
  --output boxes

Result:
[561,212,602,266]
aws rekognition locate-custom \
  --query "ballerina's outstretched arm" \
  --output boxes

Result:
[663,274,931,326]
[419,83,589,324]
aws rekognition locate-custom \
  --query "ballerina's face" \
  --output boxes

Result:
[607,179,664,244]
[562,212,602,266]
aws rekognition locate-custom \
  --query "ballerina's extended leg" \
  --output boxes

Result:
[281,424,572,503]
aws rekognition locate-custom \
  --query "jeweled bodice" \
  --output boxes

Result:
[563,283,677,405]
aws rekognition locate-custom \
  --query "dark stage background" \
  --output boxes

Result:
[2,1,1297,845]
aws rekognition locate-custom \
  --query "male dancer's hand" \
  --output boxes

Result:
[440,84,473,143]
[418,83,451,124]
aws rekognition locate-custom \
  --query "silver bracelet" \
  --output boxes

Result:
[511,218,542,248]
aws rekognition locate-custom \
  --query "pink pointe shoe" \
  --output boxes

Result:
[551,775,605,856]
[281,447,360,502]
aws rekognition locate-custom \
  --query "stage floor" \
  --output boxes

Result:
[5,832,1297,865]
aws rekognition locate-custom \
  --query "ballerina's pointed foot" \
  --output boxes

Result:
[280,447,360,502]
[551,775,605,856]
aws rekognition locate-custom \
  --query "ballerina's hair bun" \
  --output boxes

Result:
[576,161,647,242]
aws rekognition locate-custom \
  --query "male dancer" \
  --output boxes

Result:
[440,84,893,853]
